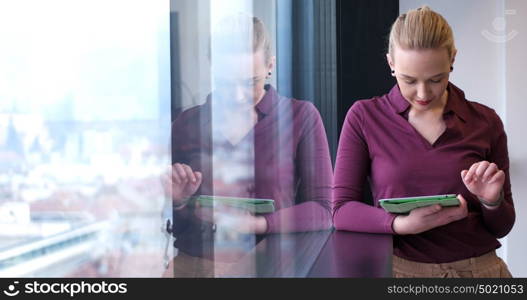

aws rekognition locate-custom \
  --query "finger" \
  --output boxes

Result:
[457,194,467,209]
[460,170,469,184]
[474,161,490,180]
[412,204,442,217]
[194,171,203,184]
[441,194,466,214]
[455,194,468,218]
[171,164,182,184]
[444,209,467,224]
[182,164,196,183]
[174,164,188,183]
[487,170,505,185]
[174,163,188,182]
[437,197,467,225]
[481,163,498,183]
[452,205,468,222]
[464,162,480,183]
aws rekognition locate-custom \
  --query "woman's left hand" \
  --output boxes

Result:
[461,161,505,206]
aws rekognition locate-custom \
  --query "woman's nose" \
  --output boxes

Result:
[416,83,431,100]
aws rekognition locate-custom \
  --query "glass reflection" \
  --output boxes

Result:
[168,14,333,277]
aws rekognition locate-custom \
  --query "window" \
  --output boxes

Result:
[0,0,171,277]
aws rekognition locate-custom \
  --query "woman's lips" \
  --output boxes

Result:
[415,100,432,106]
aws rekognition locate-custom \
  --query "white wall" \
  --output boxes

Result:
[504,0,527,279]
[400,0,527,277]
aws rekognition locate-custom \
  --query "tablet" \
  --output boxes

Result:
[379,194,460,214]
[195,195,275,214]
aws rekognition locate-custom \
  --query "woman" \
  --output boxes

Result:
[333,6,515,278]
[166,15,333,277]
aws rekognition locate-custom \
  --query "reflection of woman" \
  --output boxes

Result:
[167,16,332,276]
[333,6,515,278]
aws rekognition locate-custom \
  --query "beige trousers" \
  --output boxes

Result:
[393,251,513,278]
[163,252,235,278]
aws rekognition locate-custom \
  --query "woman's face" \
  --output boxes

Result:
[388,47,454,112]
[212,50,274,107]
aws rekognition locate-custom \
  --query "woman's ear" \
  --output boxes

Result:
[268,56,276,73]
[451,49,457,66]
[386,53,394,70]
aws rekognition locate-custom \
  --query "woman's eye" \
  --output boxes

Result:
[405,81,416,85]
[430,79,442,83]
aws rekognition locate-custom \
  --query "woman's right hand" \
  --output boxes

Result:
[392,194,468,235]
[161,163,202,208]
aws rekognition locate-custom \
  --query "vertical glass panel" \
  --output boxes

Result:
[0,0,171,277]
[169,0,335,277]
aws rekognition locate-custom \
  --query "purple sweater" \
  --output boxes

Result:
[333,83,515,263]
[172,85,332,257]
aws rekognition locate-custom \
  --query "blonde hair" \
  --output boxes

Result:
[388,6,456,60]
[211,14,272,64]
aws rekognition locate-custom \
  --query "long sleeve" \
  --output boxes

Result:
[332,103,396,234]
[335,83,513,263]
[479,113,515,238]
[264,103,333,233]
[170,115,195,235]
[170,107,211,237]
